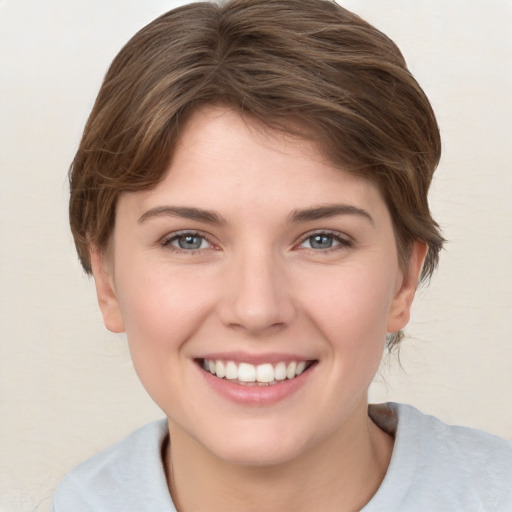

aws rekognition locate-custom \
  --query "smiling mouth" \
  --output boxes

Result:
[198,358,316,386]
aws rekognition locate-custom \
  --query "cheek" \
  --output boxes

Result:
[288,265,396,433]
[297,261,396,387]
[114,264,217,379]
[300,263,396,341]
[113,266,220,416]
[117,259,212,327]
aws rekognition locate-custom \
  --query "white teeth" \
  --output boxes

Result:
[296,361,306,375]
[238,363,256,382]
[274,362,287,381]
[256,363,274,383]
[202,359,310,383]
[286,361,297,379]
[225,361,238,380]
[215,360,226,378]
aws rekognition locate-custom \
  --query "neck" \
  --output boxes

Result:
[165,401,393,512]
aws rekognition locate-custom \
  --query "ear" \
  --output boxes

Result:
[387,241,428,333]
[90,246,125,333]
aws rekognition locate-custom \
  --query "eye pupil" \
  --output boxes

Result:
[178,235,203,250]
[310,234,333,249]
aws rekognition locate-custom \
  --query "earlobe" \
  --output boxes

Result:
[387,241,428,334]
[90,246,126,333]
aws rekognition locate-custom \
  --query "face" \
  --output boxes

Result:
[92,106,423,466]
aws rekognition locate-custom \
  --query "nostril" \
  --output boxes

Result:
[218,265,296,333]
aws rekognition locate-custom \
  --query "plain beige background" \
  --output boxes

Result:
[1,0,511,510]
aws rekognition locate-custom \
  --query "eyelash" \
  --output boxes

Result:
[160,231,214,254]
[160,230,353,255]
[296,230,353,253]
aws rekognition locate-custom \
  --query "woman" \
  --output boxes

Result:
[51,0,512,510]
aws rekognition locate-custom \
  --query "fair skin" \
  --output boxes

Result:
[91,106,425,512]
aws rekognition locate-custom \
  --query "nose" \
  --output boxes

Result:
[218,248,296,336]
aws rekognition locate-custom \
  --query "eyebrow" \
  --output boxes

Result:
[138,206,226,225]
[288,203,374,224]
[138,203,373,226]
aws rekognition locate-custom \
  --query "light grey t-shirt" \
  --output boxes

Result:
[51,403,512,511]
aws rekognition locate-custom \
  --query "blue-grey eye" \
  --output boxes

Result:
[309,234,334,249]
[172,234,209,250]
[300,233,345,250]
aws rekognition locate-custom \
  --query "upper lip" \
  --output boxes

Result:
[196,352,316,365]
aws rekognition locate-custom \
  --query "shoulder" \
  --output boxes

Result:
[367,403,512,511]
[392,402,512,472]
[51,419,175,512]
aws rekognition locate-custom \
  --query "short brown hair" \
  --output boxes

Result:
[69,0,444,343]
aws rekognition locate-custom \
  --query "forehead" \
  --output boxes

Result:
[117,106,387,223]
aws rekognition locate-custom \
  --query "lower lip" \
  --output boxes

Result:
[198,364,315,406]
